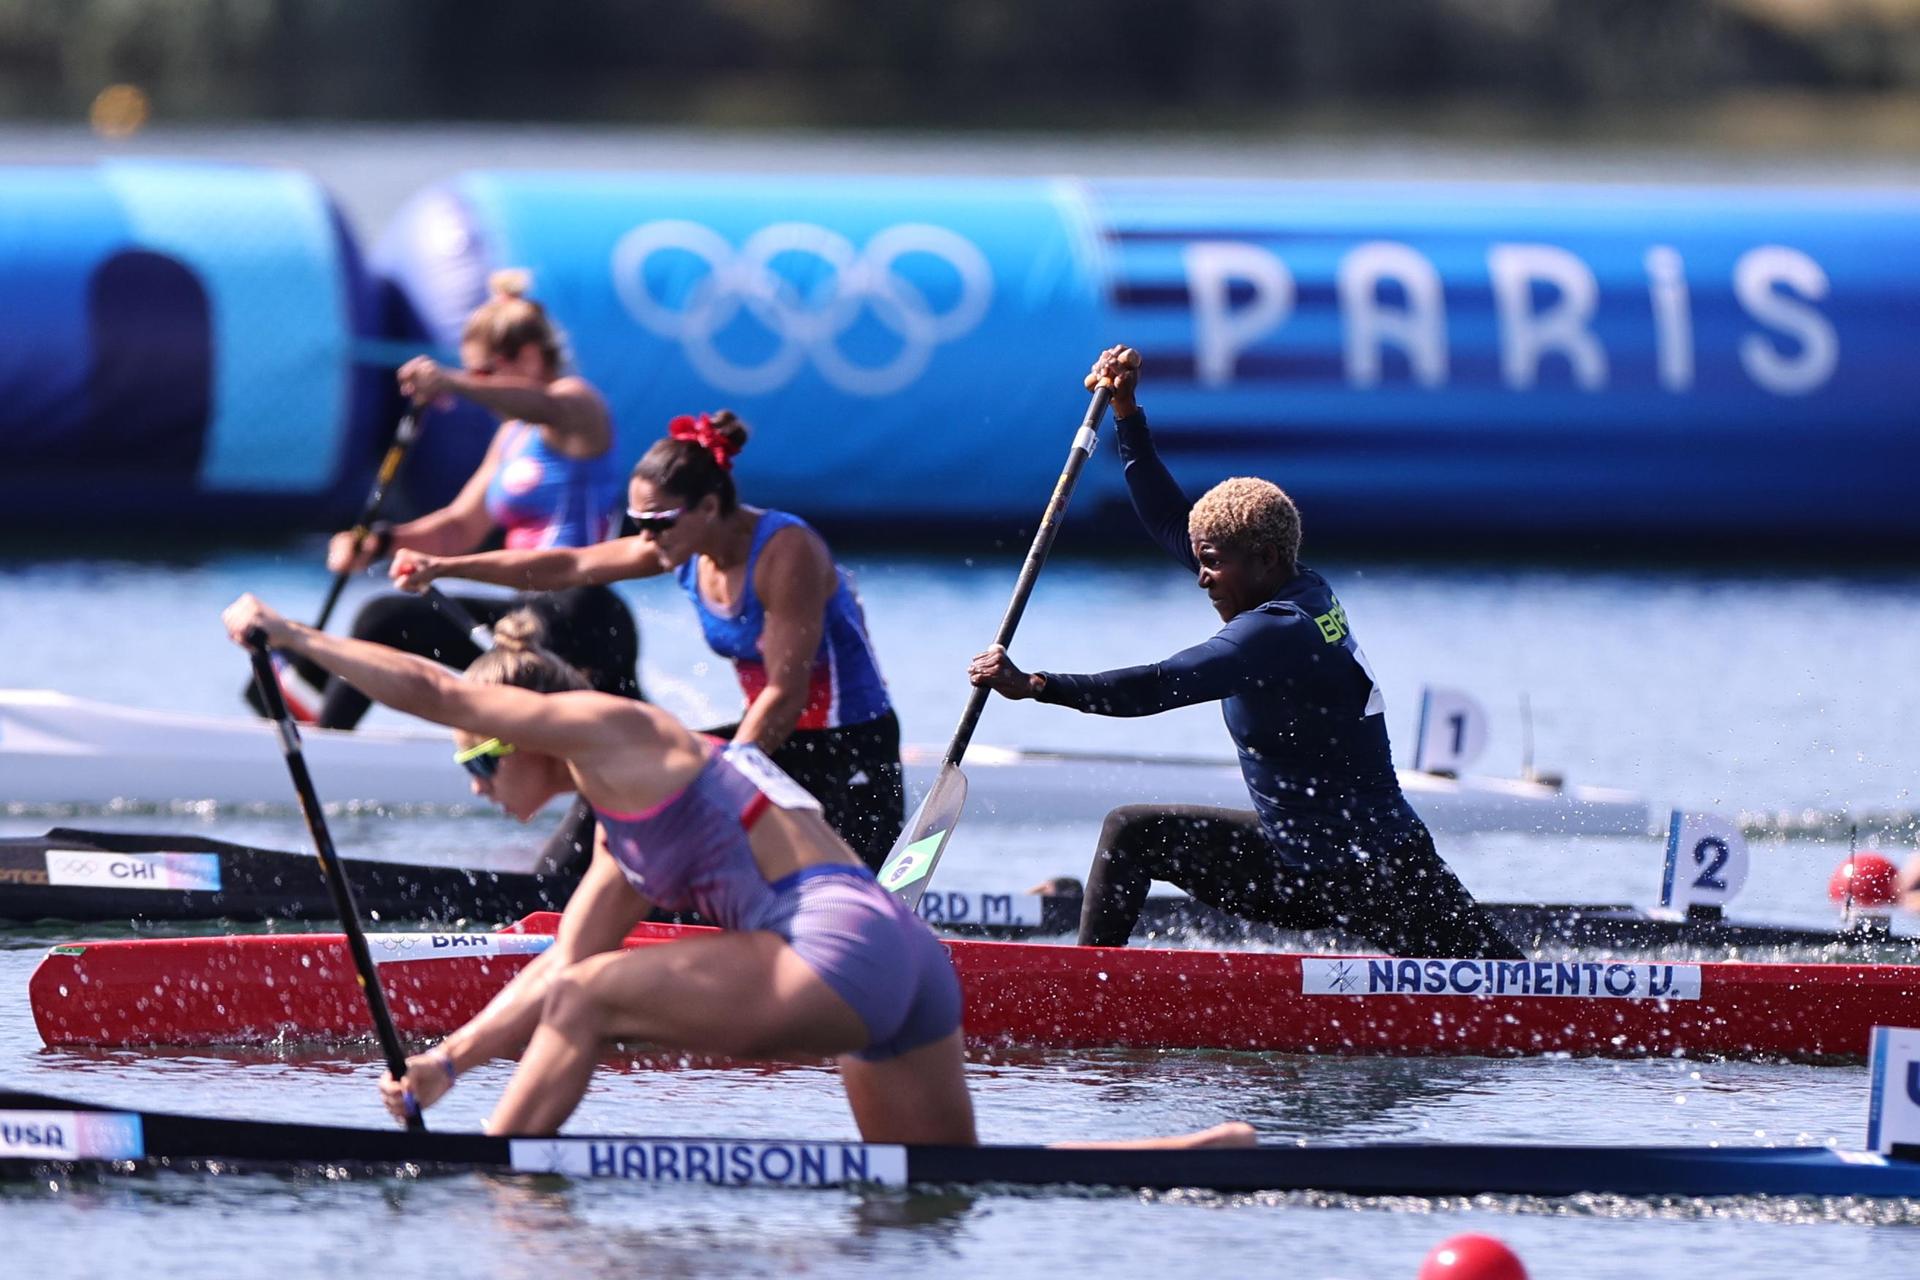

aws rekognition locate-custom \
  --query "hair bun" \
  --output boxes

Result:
[666,411,748,469]
[487,269,533,301]
[490,608,547,653]
[706,410,751,455]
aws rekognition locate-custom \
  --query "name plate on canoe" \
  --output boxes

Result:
[1301,957,1703,1000]
[0,1110,145,1160]
[43,850,222,893]
[915,890,1044,927]
[1867,1026,1920,1155]
[510,1137,907,1186]
[364,932,556,964]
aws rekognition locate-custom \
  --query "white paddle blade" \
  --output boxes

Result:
[878,766,968,909]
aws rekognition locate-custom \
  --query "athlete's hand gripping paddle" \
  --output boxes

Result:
[242,410,424,717]
[244,630,424,1130]
[877,374,1122,909]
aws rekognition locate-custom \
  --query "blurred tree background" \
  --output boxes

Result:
[1,0,1917,141]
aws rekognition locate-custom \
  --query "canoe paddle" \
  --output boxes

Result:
[418,584,495,653]
[878,379,1117,909]
[243,409,424,716]
[244,630,424,1130]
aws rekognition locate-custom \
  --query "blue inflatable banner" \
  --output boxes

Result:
[379,174,1105,518]
[380,174,1920,542]
[0,162,380,527]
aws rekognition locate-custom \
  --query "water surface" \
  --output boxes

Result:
[5,548,1920,1278]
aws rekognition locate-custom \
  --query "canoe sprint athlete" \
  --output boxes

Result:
[314,270,640,737]
[309,270,642,871]
[968,346,1522,960]
[220,594,1250,1151]
[390,411,904,872]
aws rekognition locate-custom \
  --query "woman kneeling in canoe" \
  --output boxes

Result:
[221,594,1247,1148]
[968,347,1522,962]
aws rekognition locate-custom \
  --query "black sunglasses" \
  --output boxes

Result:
[627,505,684,536]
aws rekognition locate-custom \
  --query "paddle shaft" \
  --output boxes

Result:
[418,585,495,652]
[939,386,1111,769]
[245,635,423,1129]
[314,410,424,633]
[878,386,1110,907]
[244,412,424,712]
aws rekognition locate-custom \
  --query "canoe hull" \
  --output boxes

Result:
[29,920,1913,1061]
[5,1087,1919,1198]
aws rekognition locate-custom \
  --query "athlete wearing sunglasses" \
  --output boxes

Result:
[625,505,683,536]
[390,409,905,871]
[454,736,515,780]
[220,591,1249,1156]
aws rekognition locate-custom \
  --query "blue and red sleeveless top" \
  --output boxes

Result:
[677,510,892,730]
[483,421,624,550]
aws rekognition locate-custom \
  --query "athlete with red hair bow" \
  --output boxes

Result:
[394,410,904,871]
[666,411,739,468]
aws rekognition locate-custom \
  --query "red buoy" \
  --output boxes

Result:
[1418,1234,1527,1280]
[1829,853,1900,907]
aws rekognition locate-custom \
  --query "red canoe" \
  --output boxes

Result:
[28,912,1915,1060]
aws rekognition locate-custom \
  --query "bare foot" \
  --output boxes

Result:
[1052,1121,1257,1151]
[1180,1121,1258,1149]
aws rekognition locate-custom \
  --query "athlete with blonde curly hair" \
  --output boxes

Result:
[969,346,1519,960]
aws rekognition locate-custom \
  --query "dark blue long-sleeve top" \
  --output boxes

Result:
[1034,410,1414,866]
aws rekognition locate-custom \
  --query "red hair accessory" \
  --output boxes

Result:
[667,413,739,470]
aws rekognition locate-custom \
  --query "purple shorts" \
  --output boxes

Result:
[755,864,963,1062]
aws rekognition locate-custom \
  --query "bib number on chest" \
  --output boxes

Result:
[723,743,825,812]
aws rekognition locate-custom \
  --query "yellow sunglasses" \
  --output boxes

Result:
[453,737,516,780]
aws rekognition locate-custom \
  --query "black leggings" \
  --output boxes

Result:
[1081,803,1523,959]
[317,586,642,877]
[317,585,642,730]
[706,712,905,873]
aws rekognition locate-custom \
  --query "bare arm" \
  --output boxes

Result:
[392,533,669,595]
[441,372,611,458]
[733,527,835,753]
[379,839,651,1122]
[326,423,507,572]
[389,463,498,557]
[445,842,648,1070]
[226,594,638,762]
[400,356,612,459]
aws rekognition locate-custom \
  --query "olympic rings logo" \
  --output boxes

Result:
[610,220,994,397]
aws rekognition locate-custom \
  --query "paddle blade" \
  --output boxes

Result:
[878,765,967,910]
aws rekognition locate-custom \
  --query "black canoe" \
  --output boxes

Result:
[2,1088,1918,1199]
[3,827,1912,959]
